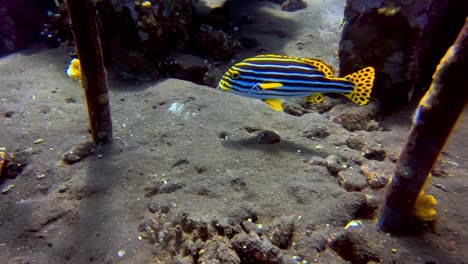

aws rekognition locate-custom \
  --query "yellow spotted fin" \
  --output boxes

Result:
[305,93,325,103]
[263,99,283,111]
[341,67,375,106]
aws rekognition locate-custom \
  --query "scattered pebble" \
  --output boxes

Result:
[325,155,345,175]
[36,173,46,179]
[4,111,16,117]
[117,249,126,258]
[346,133,366,150]
[303,124,330,139]
[338,169,368,191]
[256,130,281,144]
[268,215,295,249]
[1,184,15,194]
[62,141,96,164]
[360,161,395,189]
[329,221,382,263]
[362,143,386,161]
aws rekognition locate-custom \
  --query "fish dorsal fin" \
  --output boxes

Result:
[258,83,283,90]
[263,99,283,111]
[250,54,335,78]
[300,58,334,78]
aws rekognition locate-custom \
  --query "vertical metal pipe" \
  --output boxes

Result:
[378,18,468,233]
[66,0,113,144]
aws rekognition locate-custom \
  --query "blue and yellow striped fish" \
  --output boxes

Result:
[218,54,375,111]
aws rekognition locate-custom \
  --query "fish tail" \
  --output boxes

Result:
[342,67,375,106]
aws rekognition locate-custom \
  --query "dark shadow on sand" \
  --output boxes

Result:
[221,135,326,158]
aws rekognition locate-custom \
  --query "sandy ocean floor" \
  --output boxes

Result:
[0,0,467,263]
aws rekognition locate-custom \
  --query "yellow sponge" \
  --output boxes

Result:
[67,58,82,82]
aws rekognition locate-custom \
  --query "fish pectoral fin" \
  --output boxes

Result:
[305,93,325,103]
[258,83,283,90]
[263,99,283,111]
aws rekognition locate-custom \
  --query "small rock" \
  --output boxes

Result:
[303,124,330,139]
[65,97,76,103]
[148,197,171,214]
[325,155,345,175]
[302,97,341,114]
[241,219,259,234]
[57,184,69,193]
[199,236,241,264]
[338,170,368,191]
[194,30,237,60]
[308,156,327,166]
[268,215,295,249]
[256,130,281,144]
[362,143,386,161]
[172,256,193,264]
[227,203,257,225]
[360,161,394,188]
[327,101,380,132]
[145,181,184,197]
[346,133,366,150]
[355,195,381,219]
[328,222,382,263]
[281,0,308,12]
[38,105,50,114]
[160,54,209,85]
[1,184,15,194]
[4,111,15,117]
[283,101,305,116]
[231,232,285,263]
[62,141,96,164]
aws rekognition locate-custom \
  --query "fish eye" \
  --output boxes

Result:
[231,71,240,79]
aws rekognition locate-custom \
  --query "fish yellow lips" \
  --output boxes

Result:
[217,80,232,91]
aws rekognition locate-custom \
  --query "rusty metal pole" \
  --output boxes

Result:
[66,0,113,144]
[378,18,468,233]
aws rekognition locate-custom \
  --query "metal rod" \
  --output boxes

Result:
[66,0,113,144]
[378,18,468,233]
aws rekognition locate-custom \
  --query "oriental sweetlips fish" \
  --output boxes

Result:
[218,54,375,111]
